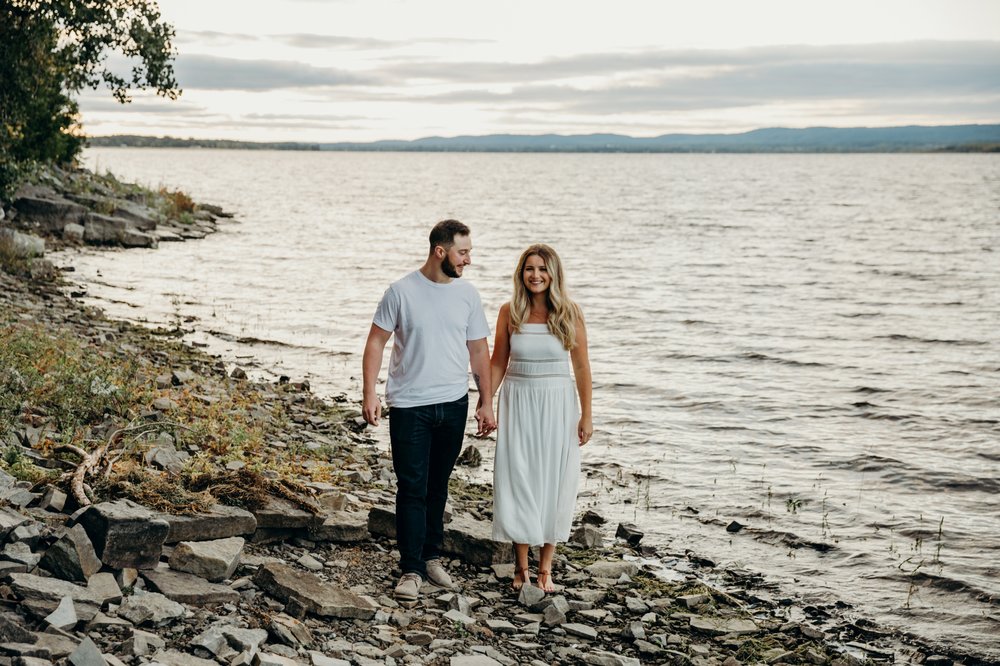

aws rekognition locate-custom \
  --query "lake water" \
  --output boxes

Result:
[73,148,1000,659]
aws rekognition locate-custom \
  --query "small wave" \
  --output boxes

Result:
[206,329,294,348]
[881,571,1000,607]
[853,386,890,394]
[748,528,836,552]
[836,312,884,318]
[875,333,988,347]
[739,351,828,368]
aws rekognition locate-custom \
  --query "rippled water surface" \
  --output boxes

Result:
[74,149,1000,658]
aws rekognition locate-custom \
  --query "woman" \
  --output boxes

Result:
[490,244,593,592]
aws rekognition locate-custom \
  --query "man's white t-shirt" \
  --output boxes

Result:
[373,270,491,408]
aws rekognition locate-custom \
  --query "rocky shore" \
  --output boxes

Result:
[0,166,984,666]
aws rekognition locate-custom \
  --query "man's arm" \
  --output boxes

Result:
[362,323,392,426]
[467,337,496,435]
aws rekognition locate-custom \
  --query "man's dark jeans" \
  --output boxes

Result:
[389,394,468,577]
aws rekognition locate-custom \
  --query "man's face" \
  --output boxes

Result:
[440,234,472,278]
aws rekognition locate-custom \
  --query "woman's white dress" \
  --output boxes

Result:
[492,323,580,545]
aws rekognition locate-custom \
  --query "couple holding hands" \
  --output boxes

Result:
[362,219,592,605]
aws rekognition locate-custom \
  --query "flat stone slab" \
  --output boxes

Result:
[253,562,377,620]
[689,616,760,636]
[160,505,257,544]
[251,497,320,530]
[442,513,512,566]
[117,592,185,626]
[142,568,240,605]
[168,536,244,582]
[149,649,218,666]
[311,511,369,542]
[76,499,169,569]
[563,622,600,640]
[9,573,101,619]
[583,560,640,579]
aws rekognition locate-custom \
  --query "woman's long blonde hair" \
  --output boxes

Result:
[509,244,581,350]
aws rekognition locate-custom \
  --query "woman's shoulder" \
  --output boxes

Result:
[498,301,511,316]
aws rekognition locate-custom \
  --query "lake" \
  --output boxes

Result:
[73,148,1000,659]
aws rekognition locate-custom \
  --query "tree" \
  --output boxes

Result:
[0,0,180,201]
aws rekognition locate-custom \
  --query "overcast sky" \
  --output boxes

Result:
[78,0,1000,142]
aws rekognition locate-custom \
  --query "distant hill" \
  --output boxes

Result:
[87,135,321,150]
[89,125,1000,153]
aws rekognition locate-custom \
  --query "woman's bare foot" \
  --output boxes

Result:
[535,569,556,593]
[512,567,531,591]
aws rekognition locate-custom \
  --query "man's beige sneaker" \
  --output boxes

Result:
[424,558,454,589]
[394,572,422,604]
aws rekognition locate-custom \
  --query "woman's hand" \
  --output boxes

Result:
[578,416,593,446]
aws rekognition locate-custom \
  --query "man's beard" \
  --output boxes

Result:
[442,256,461,278]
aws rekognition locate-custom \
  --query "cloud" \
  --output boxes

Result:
[378,41,1000,116]
[174,54,373,90]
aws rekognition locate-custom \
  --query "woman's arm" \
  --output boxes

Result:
[570,310,593,445]
[490,303,512,404]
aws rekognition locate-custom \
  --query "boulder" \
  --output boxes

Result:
[111,200,159,230]
[0,228,45,257]
[168,536,244,582]
[441,513,512,566]
[160,504,257,543]
[689,616,760,636]
[570,524,603,549]
[615,522,644,546]
[8,573,101,621]
[584,560,639,579]
[75,499,169,569]
[252,496,321,530]
[120,227,157,248]
[11,195,86,233]
[253,562,377,620]
[82,213,127,245]
[63,223,85,243]
[367,505,396,538]
[39,524,103,582]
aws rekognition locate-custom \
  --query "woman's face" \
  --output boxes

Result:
[522,254,551,295]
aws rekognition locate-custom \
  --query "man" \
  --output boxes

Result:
[362,219,496,605]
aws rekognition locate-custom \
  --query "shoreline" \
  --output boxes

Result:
[1,166,994,665]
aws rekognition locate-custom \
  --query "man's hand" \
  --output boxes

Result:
[363,393,382,426]
[474,401,496,437]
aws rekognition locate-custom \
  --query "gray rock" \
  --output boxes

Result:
[120,227,158,248]
[308,653,350,666]
[485,619,517,634]
[44,595,78,630]
[117,591,185,626]
[67,636,106,666]
[75,499,169,569]
[168,536,244,582]
[450,656,504,666]
[442,513,512,566]
[87,572,122,606]
[542,604,567,627]
[63,223,85,243]
[82,213,127,244]
[0,611,37,643]
[152,396,178,411]
[142,568,241,605]
[689,616,759,636]
[3,541,40,567]
[563,622,600,640]
[0,507,31,540]
[615,522,644,546]
[443,609,476,626]
[113,200,159,230]
[517,584,546,608]
[39,524,103,582]
[9,573,101,620]
[11,195,87,232]
[148,649,218,666]
[252,497,321,530]
[160,504,257,543]
[255,654,302,666]
[0,228,45,257]
[311,511,369,542]
[144,444,189,475]
[253,562,377,619]
[38,486,67,512]
[582,652,641,666]
[267,613,313,647]
[678,593,710,609]
[366,505,396,538]
[583,560,639,579]
[570,524,603,549]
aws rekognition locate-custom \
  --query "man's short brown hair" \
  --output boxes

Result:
[429,219,470,252]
